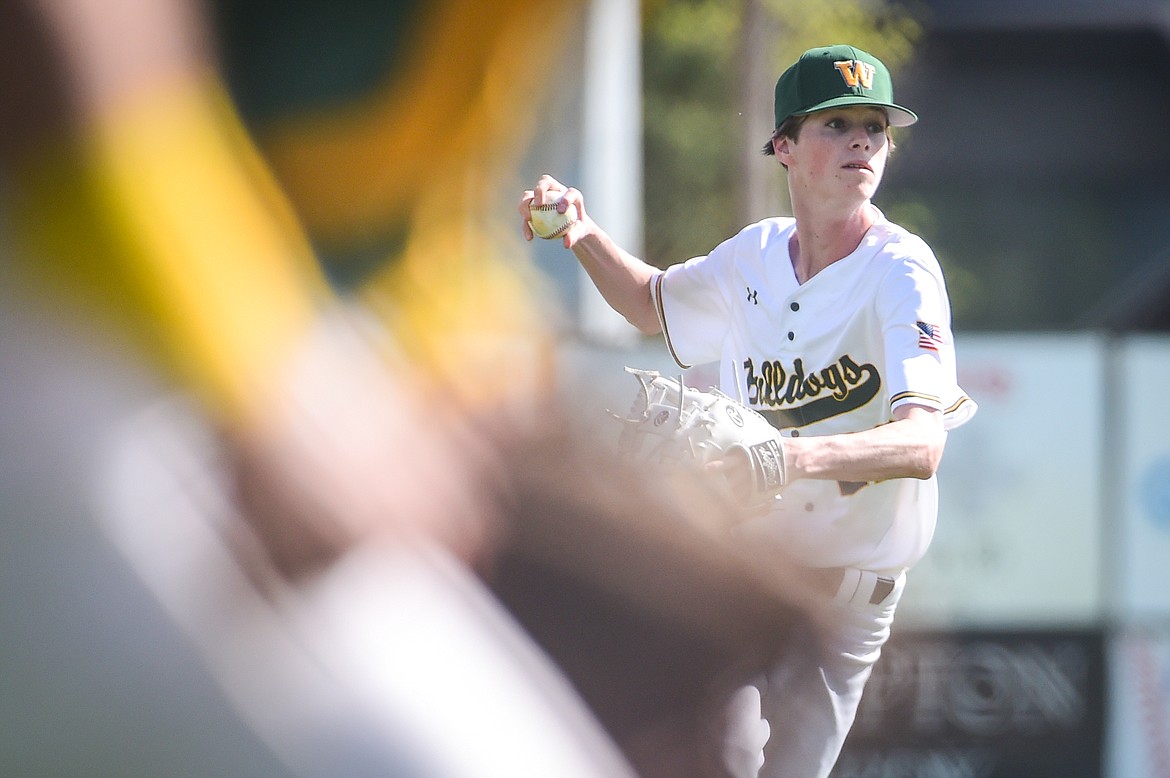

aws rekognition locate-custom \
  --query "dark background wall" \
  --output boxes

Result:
[879,0,1170,331]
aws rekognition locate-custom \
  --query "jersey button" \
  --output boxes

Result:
[790,302,800,312]
[790,430,800,437]
[787,331,795,340]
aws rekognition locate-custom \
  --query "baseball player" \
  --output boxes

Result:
[520,44,977,778]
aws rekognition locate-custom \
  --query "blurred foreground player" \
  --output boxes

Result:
[0,1,811,776]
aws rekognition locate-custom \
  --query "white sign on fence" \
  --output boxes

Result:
[891,334,1107,627]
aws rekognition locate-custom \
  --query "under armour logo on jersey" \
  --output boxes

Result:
[834,60,876,89]
[746,287,759,305]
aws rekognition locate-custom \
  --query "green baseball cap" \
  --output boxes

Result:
[773,44,917,128]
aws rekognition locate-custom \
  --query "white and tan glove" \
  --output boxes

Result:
[613,368,787,511]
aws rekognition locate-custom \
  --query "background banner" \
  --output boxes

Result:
[832,629,1107,778]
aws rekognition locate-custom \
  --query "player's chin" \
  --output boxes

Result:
[841,178,880,201]
[864,169,886,192]
[835,169,877,188]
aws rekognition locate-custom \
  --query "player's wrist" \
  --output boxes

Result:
[729,436,787,505]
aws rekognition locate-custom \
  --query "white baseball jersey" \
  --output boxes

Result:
[651,211,976,573]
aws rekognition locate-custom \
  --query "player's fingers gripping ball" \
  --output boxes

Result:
[528,194,579,240]
[613,367,788,511]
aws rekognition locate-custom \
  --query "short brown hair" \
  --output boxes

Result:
[761,115,808,156]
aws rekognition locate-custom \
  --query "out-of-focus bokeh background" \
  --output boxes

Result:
[2,0,1167,776]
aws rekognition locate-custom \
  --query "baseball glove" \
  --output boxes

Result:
[614,367,788,511]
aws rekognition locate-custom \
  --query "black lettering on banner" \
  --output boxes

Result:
[833,630,1106,778]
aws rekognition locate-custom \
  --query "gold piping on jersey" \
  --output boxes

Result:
[889,390,942,407]
[890,390,976,423]
[655,272,691,369]
[944,395,976,416]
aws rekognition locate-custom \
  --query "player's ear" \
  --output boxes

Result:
[773,135,793,163]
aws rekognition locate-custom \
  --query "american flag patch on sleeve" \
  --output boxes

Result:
[916,321,944,351]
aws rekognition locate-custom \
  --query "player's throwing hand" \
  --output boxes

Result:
[519,175,591,249]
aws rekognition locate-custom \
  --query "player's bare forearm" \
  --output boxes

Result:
[570,226,661,335]
[782,405,946,483]
[519,175,660,334]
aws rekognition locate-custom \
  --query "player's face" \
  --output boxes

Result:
[778,106,890,207]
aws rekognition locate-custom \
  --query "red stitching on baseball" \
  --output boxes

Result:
[530,203,574,238]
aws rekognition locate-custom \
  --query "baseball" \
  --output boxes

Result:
[528,196,578,240]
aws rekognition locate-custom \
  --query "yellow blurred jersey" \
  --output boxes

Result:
[7,0,581,422]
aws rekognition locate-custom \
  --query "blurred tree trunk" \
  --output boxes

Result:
[737,0,788,220]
